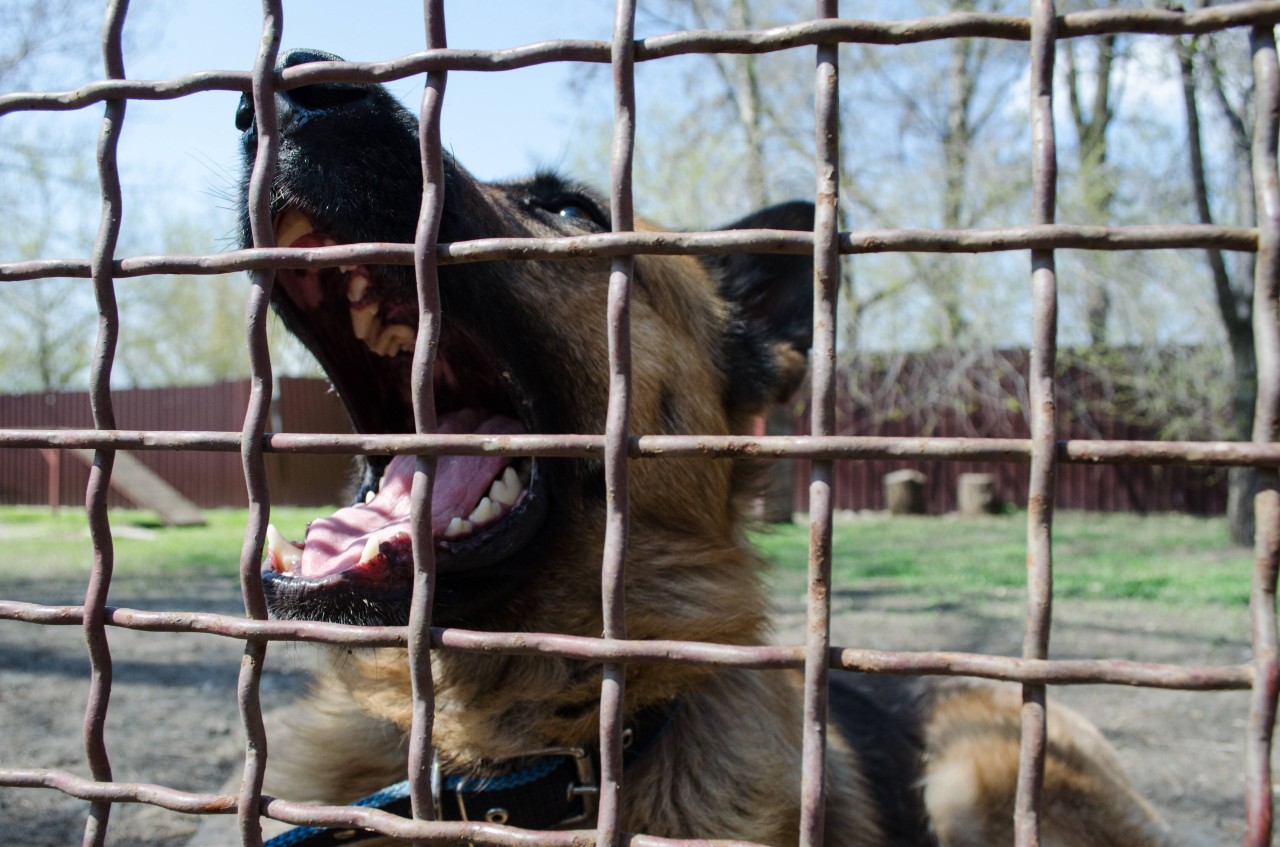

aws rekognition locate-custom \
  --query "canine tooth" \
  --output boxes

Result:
[360,535,382,564]
[444,517,472,539]
[468,497,497,524]
[265,523,302,568]
[275,209,314,248]
[347,272,369,302]
[364,489,375,504]
[373,324,416,357]
[351,302,380,341]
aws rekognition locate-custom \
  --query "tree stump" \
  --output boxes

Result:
[957,472,999,516]
[883,469,926,515]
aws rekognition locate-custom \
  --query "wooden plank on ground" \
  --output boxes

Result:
[67,449,206,527]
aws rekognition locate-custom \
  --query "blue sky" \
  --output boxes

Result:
[106,1,615,245]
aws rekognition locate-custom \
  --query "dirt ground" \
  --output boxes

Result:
[0,572,1263,846]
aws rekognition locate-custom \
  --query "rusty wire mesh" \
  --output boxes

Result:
[0,2,1279,846]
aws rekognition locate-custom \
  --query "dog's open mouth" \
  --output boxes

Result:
[261,207,547,613]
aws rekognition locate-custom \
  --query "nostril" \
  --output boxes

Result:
[288,81,368,112]
[279,47,368,114]
[280,48,341,69]
[235,92,254,132]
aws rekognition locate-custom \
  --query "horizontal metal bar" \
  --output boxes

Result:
[1,429,1278,468]
[259,796,763,847]
[638,2,1280,57]
[837,648,1250,690]
[0,769,767,847]
[4,2,1279,116]
[0,224,1259,283]
[0,601,1252,690]
[0,769,237,815]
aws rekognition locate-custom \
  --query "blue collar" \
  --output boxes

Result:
[266,702,677,846]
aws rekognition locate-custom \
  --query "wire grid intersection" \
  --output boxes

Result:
[0,2,1278,846]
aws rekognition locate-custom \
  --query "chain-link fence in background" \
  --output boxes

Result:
[2,2,1280,846]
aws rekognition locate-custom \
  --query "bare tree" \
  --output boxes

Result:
[934,0,1020,342]
[0,0,107,391]
[0,1,319,392]
[1175,17,1260,545]
[1061,0,1123,345]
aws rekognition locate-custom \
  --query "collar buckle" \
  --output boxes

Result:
[533,746,598,827]
[431,745,598,828]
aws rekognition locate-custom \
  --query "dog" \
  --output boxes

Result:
[228,48,1173,846]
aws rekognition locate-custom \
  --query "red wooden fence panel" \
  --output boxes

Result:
[0,379,353,509]
[787,351,1228,515]
[0,357,1228,514]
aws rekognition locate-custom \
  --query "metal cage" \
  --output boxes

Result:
[1,2,1279,846]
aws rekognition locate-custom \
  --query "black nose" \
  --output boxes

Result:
[235,48,370,134]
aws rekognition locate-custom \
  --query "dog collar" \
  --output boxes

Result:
[265,703,676,846]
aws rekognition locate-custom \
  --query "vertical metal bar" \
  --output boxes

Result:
[1017,2,1059,845]
[800,2,840,846]
[597,2,636,845]
[1245,25,1280,847]
[237,3,284,844]
[406,0,446,829]
[81,2,129,845]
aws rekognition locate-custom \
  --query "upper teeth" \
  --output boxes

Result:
[351,302,380,341]
[275,209,314,248]
[347,272,370,302]
[372,324,416,357]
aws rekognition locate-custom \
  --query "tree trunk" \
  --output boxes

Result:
[1176,30,1258,547]
[1227,331,1259,546]
[1228,466,1259,547]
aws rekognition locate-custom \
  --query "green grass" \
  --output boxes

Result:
[0,505,319,580]
[751,511,1255,606]
[0,507,1255,606]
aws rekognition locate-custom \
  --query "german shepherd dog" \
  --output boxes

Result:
[231,49,1172,846]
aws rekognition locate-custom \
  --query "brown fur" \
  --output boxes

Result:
[254,228,1173,842]
[922,683,1172,847]
[225,60,1174,846]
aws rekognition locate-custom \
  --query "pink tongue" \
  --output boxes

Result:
[296,411,523,579]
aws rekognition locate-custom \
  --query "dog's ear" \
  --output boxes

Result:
[700,201,815,410]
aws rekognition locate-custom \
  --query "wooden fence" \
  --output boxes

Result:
[0,358,1228,513]
[0,378,354,509]
[786,350,1227,515]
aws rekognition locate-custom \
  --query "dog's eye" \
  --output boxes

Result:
[557,204,590,221]
[536,196,603,229]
